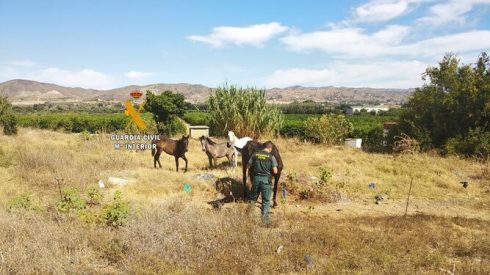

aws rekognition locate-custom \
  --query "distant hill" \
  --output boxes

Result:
[0,79,412,105]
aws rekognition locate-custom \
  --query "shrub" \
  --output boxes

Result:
[393,133,420,154]
[299,188,313,200]
[81,130,91,140]
[0,96,18,135]
[86,187,104,205]
[8,193,41,213]
[208,84,283,138]
[57,188,86,213]
[156,117,187,136]
[445,127,490,159]
[319,166,332,186]
[101,191,131,228]
[305,114,353,144]
[352,127,385,152]
[280,124,308,139]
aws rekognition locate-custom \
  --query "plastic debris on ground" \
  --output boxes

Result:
[107,177,127,186]
[183,183,192,193]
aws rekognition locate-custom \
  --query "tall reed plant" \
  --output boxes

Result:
[208,84,283,138]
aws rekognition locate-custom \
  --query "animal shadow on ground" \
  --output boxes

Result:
[208,177,245,209]
[207,161,236,170]
[200,161,241,171]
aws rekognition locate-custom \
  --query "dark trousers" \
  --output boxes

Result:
[249,175,272,223]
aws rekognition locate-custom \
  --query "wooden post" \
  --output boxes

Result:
[404,177,413,216]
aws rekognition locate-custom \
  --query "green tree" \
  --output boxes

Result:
[0,96,18,135]
[399,53,490,157]
[208,84,283,138]
[305,114,353,145]
[144,91,187,135]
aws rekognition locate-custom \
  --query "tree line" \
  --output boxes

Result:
[2,52,488,158]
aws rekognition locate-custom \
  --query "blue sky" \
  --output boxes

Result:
[1,0,490,89]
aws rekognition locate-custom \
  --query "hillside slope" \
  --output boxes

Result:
[0,79,411,104]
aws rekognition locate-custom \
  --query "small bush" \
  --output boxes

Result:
[57,188,86,213]
[1,112,18,135]
[353,127,385,152]
[286,171,298,183]
[86,187,103,205]
[445,127,490,159]
[79,208,101,224]
[319,166,332,186]
[156,117,187,136]
[393,133,420,154]
[101,191,131,227]
[81,130,91,140]
[8,193,41,213]
[0,96,18,135]
[305,114,353,145]
[299,188,313,200]
[280,123,308,139]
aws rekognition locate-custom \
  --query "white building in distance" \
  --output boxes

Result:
[346,106,389,115]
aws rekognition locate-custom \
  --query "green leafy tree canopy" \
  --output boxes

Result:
[399,52,490,157]
[144,91,186,135]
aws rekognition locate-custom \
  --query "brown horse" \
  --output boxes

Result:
[151,135,189,172]
[241,140,284,207]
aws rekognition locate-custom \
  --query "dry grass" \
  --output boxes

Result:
[1,207,488,274]
[0,128,489,274]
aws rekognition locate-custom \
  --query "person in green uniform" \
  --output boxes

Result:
[248,142,278,224]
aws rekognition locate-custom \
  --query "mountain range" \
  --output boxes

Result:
[0,79,412,105]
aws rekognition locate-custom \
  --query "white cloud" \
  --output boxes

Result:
[393,30,490,57]
[265,60,428,89]
[281,24,490,59]
[124,70,154,80]
[418,0,490,26]
[187,22,288,47]
[386,30,490,61]
[38,68,114,89]
[355,0,409,22]
[281,25,411,58]
[353,0,427,22]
